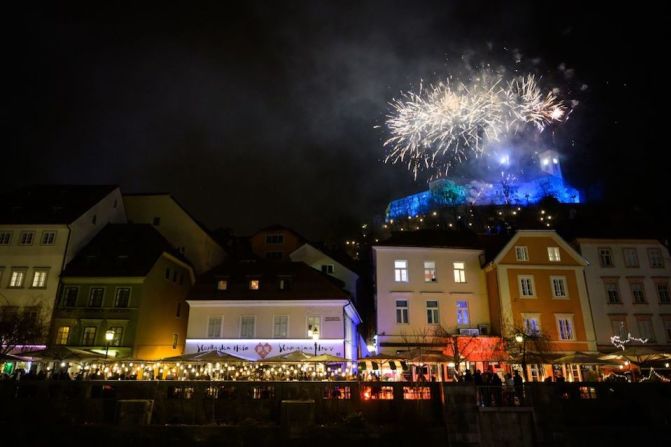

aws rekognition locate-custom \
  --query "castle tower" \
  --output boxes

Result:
[538,149,563,179]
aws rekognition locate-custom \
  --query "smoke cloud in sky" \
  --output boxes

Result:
[3,1,668,239]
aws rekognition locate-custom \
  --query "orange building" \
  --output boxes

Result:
[484,230,597,381]
[250,225,305,261]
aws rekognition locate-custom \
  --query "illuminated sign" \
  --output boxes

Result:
[184,339,346,361]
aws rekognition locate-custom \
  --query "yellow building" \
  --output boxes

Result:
[50,224,194,360]
[485,230,597,381]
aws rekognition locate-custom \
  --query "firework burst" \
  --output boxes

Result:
[384,70,567,179]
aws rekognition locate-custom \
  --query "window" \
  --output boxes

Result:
[31,269,48,288]
[82,327,96,346]
[266,252,283,260]
[599,248,614,267]
[108,327,123,346]
[274,315,288,338]
[278,278,291,291]
[9,269,26,288]
[165,268,171,280]
[266,234,284,244]
[114,288,131,308]
[610,318,626,337]
[217,280,228,290]
[55,326,70,345]
[522,314,541,335]
[62,287,78,307]
[623,248,639,267]
[40,231,56,245]
[456,301,470,326]
[657,282,671,304]
[321,264,335,274]
[152,217,161,226]
[172,270,177,282]
[424,261,436,282]
[208,316,223,338]
[91,215,97,225]
[394,260,408,282]
[0,231,11,245]
[630,282,646,304]
[551,276,568,298]
[241,316,255,338]
[172,334,179,349]
[396,300,408,324]
[307,316,320,337]
[176,302,182,317]
[547,247,561,262]
[89,288,104,307]
[556,315,575,340]
[637,318,655,342]
[19,231,34,245]
[648,248,665,268]
[519,275,535,297]
[604,282,621,304]
[249,279,260,290]
[426,301,439,324]
[515,246,529,261]
[664,319,671,342]
[453,262,466,283]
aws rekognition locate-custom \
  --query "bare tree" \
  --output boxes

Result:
[0,306,48,355]
[501,324,552,382]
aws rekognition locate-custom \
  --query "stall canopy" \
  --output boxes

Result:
[260,350,315,363]
[18,346,107,362]
[162,349,248,363]
[553,352,621,365]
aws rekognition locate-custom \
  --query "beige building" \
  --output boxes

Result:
[123,194,225,274]
[373,232,491,356]
[185,260,361,361]
[574,238,671,351]
[50,224,194,360]
[0,185,126,347]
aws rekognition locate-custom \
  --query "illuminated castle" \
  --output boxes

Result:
[386,149,581,221]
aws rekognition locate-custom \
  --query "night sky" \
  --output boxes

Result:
[4,2,669,240]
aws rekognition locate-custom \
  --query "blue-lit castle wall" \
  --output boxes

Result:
[386,152,581,221]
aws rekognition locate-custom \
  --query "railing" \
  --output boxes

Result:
[475,385,528,407]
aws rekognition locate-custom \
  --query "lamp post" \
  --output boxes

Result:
[515,333,529,382]
[104,330,114,361]
[308,325,319,356]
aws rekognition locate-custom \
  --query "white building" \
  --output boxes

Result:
[123,194,225,274]
[575,238,671,351]
[0,185,126,345]
[185,260,361,361]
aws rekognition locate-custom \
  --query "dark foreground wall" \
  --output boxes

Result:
[1,381,670,447]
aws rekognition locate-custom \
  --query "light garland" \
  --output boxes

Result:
[610,332,648,350]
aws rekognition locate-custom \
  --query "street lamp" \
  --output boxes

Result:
[515,333,529,382]
[105,330,114,361]
[309,325,319,356]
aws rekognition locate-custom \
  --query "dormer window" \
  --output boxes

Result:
[217,280,228,290]
[249,279,260,290]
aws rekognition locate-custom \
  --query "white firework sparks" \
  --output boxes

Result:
[384,71,567,179]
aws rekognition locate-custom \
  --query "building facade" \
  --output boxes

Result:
[575,238,671,351]
[249,225,305,261]
[123,194,225,274]
[0,185,125,348]
[290,242,359,303]
[485,230,597,381]
[373,239,491,355]
[185,260,361,361]
[50,224,194,360]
